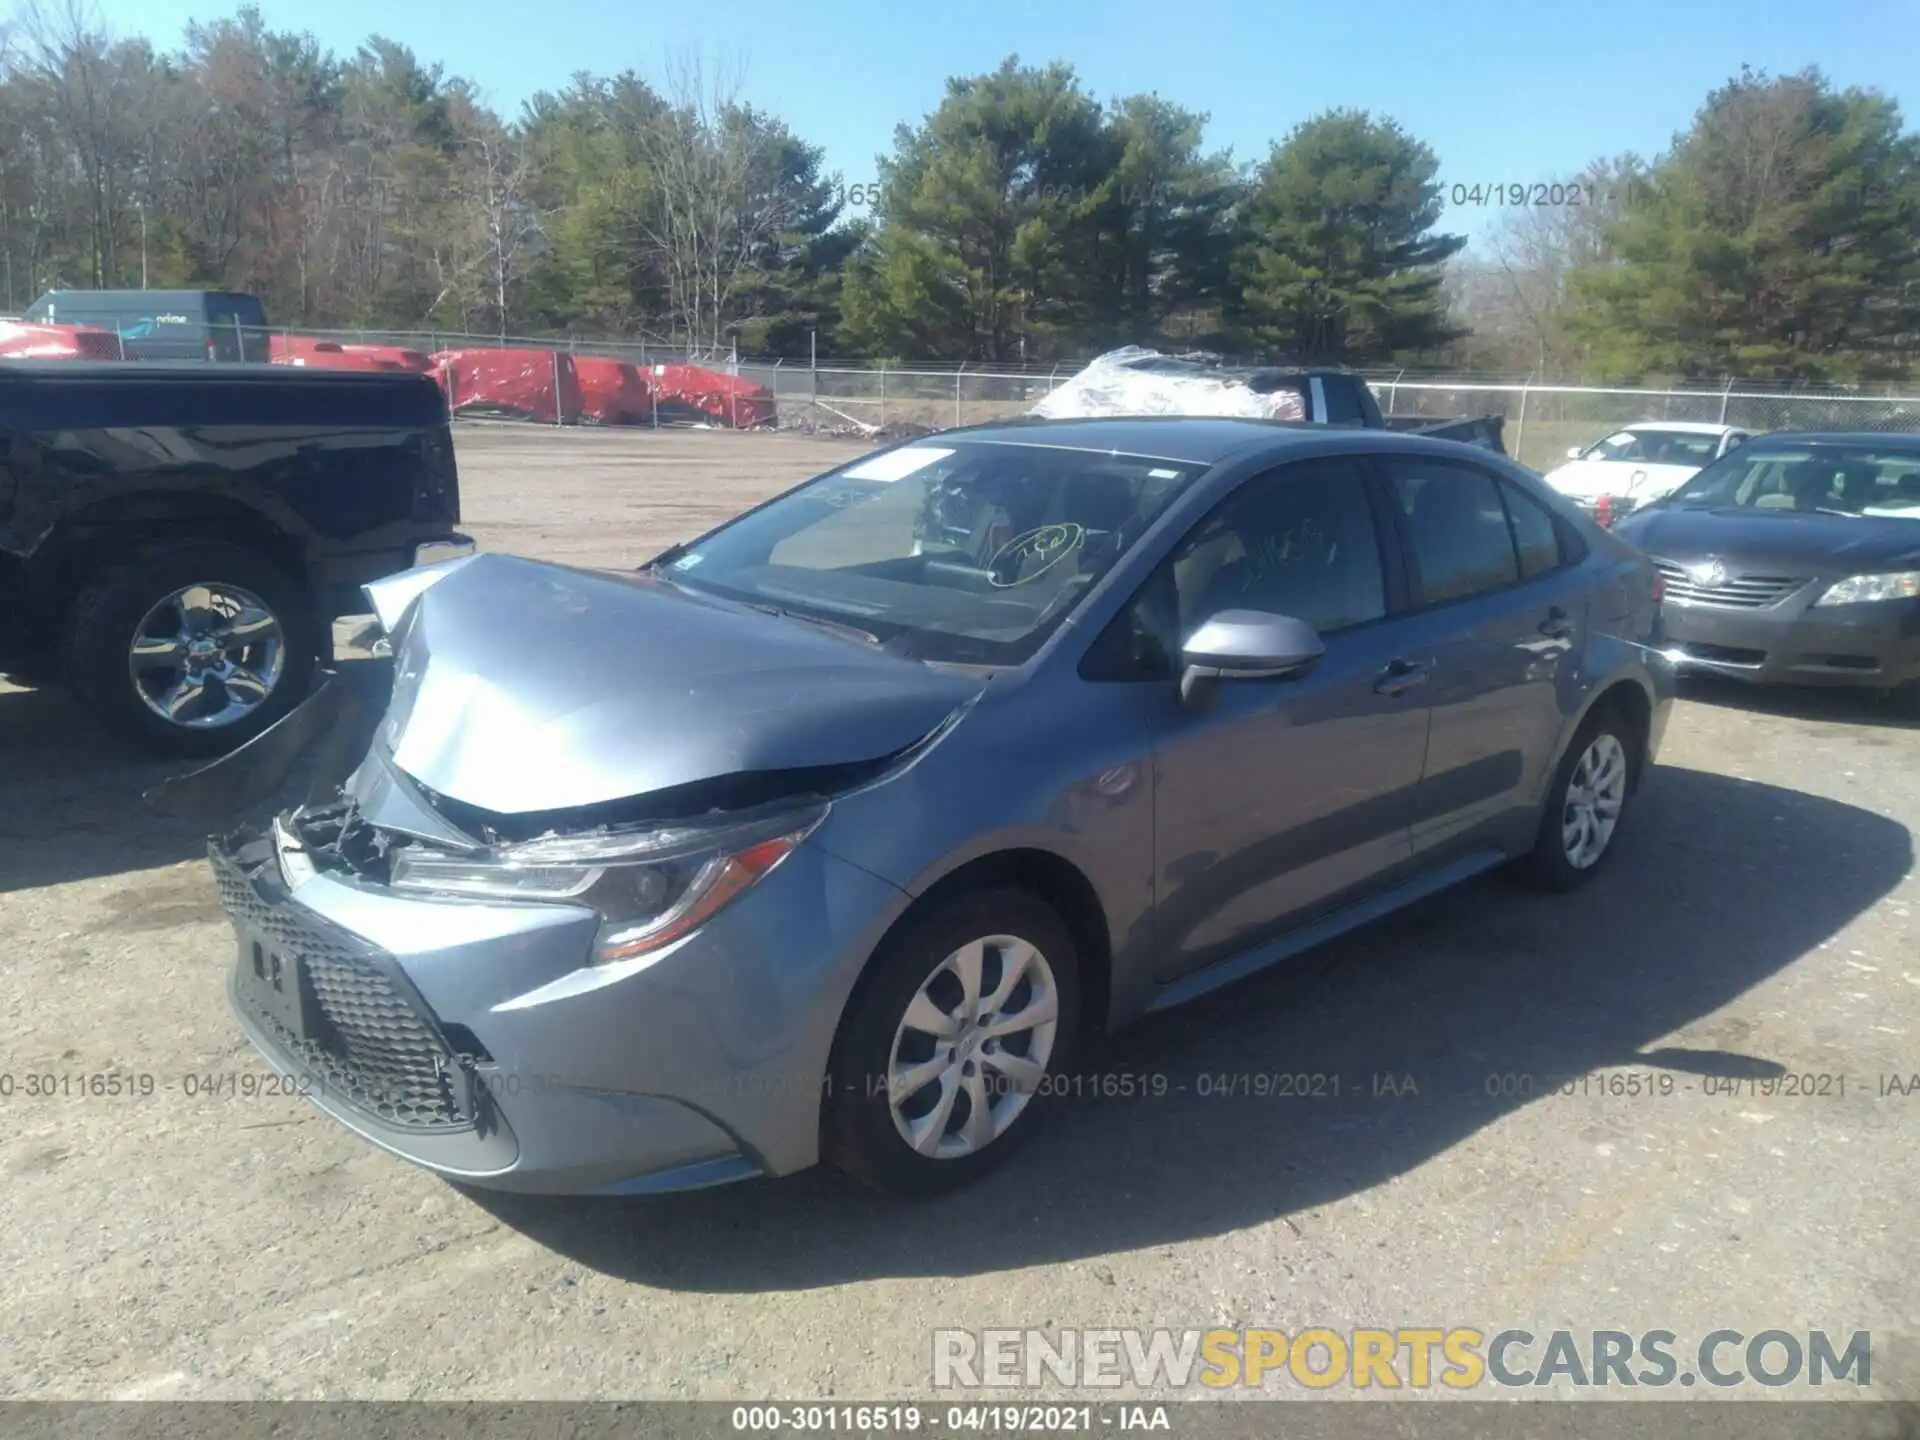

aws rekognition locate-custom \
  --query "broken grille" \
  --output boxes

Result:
[213,845,471,1131]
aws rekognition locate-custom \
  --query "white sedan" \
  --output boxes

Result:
[1543,422,1753,523]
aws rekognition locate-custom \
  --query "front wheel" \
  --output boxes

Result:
[1516,707,1637,891]
[63,542,319,758]
[824,889,1081,1197]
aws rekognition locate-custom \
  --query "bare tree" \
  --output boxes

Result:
[635,48,791,355]
[18,0,143,287]
[1475,154,1648,374]
[460,116,543,337]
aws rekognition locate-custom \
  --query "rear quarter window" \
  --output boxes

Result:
[1318,376,1366,425]
[1499,480,1565,578]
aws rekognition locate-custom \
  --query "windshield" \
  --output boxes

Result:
[1661,445,1920,518]
[657,439,1206,665]
[1584,429,1724,465]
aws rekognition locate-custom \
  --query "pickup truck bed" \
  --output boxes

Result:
[0,361,468,756]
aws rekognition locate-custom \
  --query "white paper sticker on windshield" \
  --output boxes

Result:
[841,447,955,482]
[1148,468,1181,479]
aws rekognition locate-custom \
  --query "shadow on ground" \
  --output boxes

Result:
[473,763,1912,1288]
[0,660,390,893]
[1676,672,1920,732]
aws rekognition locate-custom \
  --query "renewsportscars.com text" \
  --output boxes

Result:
[932,1328,1872,1391]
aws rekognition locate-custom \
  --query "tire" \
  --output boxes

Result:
[824,888,1081,1198]
[63,541,319,758]
[1515,702,1640,892]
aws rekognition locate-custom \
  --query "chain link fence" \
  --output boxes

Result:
[1362,373,1920,469]
[43,317,1920,467]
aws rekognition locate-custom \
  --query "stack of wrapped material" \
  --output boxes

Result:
[1031,346,1308,422]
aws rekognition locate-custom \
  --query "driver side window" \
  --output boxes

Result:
[1083,457,1387,681]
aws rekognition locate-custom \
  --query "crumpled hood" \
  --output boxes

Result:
[1615,506,1920,574]
[370,553,985,815]
[1543,459,1702,501]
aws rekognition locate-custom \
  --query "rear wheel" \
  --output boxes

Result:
[1516,705,1638,891]
[824,888,1080,1197]
[63,541,319,758]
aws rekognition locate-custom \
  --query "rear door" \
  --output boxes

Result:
[206,294,270,362]
[1130,454,1435,982]
[1375,455,1591,858]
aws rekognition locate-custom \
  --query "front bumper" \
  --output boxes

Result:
[1658,591,1920,689]
[211,813,904,1195]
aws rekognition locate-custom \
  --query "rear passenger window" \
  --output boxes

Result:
[1386,461,1520,605]
[1500,480,1563,578]
[1318,377,1366,425]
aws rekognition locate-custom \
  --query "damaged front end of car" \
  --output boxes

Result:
[155,550,979,1192]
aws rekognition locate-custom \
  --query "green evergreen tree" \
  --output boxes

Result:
[1229,109,1464,363]
[1568,67,1920,381]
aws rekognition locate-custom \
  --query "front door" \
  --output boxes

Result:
[1140,456,1435,982]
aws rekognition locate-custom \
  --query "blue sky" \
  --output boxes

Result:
[85,0,1920,250]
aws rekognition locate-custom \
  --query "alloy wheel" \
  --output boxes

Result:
[887,934,1060,1160]
[1562,733,1628,869]
[128,583,286,730]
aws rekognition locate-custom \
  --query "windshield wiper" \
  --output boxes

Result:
[744,601,882,647]
[1810,507,1862,519]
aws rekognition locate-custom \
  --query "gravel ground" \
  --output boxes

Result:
[1,425,1916,1403]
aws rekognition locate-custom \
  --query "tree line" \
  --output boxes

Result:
[2,4,1917,382]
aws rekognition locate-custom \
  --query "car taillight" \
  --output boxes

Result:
[1594,494,1614,528]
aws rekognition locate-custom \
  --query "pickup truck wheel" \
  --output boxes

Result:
[64,542,319,758]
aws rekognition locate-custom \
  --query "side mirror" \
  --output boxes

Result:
[1178,610,1325,707]
[1566,445,1585,460]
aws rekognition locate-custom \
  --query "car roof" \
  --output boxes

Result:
[930,416,1478,467]
[34,288,257,301]
[1734,430,1920,450]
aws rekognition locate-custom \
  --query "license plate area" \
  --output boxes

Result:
[237,933,320,1043]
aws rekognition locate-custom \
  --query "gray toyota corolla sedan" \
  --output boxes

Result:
[207,419,1673,1198]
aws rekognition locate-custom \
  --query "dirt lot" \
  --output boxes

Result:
[2,425,1918,1402]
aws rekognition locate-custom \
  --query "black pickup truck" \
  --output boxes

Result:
[0,361,470,757]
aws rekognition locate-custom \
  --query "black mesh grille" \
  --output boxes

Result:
[213,845,471,1131]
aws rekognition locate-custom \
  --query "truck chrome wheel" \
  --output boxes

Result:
[129,582,287,729]
[887,934,1061,1160]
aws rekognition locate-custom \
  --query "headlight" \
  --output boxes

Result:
[389,802,826,962]
[1813,571,1920,606]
